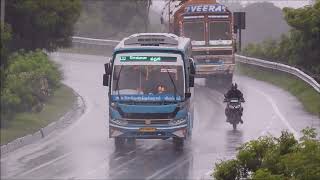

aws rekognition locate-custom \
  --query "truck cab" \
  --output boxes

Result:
[171,0,235,85]
[103,33,195,149]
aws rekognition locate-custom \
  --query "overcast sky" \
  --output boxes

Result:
[151,0,311,12]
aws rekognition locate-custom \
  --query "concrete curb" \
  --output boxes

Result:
[0,88,85,155]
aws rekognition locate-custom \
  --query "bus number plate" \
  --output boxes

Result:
[139,127,156,132]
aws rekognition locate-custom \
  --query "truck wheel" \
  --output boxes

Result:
[115,137,125,149]
[173,137,184,150]
[232,123,237,130]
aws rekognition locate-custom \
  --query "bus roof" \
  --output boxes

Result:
[114,33,191,53]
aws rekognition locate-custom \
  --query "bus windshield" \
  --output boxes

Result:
[111,53,185,100]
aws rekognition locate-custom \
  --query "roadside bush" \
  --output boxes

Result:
[213,127,320,180]
[213,159,241,180]
[1,50,61,122]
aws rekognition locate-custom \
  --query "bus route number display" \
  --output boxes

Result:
[120,56,177,62]
[185,4,226,13]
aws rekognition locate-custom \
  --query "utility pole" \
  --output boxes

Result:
[239,27,242,51]
[1,0,5,28]
[168,0,171,33]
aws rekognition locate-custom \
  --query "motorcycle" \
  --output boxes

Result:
[223,98,244,130]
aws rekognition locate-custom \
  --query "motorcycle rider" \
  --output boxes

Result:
[224,83,245,123]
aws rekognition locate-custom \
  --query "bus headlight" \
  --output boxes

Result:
[111,119,128,126]
[110,102,116,107]
[169,118,187,126]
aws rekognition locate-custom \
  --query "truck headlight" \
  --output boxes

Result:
[111,119,128,126]
[169,118,187,126]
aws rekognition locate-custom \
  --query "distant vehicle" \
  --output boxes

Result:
[168,0,239,86]
[103,33,195,149]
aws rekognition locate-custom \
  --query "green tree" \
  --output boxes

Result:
[283,0,320,75]
[213,127,320,180]
[75,0,152,38]
[242,0,320,80]
[5,0,81,52]
[0,23,12,67]
[1,50,61,121]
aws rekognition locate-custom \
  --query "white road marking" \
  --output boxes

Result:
[81,156,138,179]
[126,150,135,155]
[113,156,124,161]
[260,116,274,136]
[146,156,192,180]
[69,143,160,179]
[251,87,300,139]
[14,151,72,178]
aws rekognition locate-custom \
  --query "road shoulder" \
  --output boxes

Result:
[0,85,85,155]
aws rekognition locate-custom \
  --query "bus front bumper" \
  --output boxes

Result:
[109,124,188,139]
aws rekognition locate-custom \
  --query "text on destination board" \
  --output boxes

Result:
[185,4,226,13]
[120,56,177,62]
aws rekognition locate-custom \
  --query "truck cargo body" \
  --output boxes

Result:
[171,0,235,82]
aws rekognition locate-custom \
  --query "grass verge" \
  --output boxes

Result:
[236,63,320,117]
[0,85,76,145]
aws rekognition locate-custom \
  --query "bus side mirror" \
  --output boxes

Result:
[185,92,191,99]
[189,58,195,87]
[103,74,109,86]
[105,62,112,75]
[189,58,195,75]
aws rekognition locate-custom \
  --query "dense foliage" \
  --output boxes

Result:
[5,0,81,52]
[213,127,320,180]
[242,1,320,81]
[0,24,12,67]
[1,1,81,123]
[1,51,61,122]
[75,0,152,38]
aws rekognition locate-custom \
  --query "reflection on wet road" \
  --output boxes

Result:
[1,53,318,179]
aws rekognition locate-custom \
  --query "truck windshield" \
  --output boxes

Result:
[183,22,205,45]
[209,21,231,40]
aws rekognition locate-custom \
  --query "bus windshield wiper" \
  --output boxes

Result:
[166,68,179,101]
[114,65,123,101]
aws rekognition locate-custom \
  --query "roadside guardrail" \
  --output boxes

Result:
[71,36,320,93]
[236,55,320,93]
[72,36,120,46]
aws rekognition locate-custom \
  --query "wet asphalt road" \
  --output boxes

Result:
[1,53,319,179]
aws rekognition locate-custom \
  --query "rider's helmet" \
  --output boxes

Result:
[231,83,237,90]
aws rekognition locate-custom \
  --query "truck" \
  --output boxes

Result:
[103,33,195,149]
[168,0,237,86]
